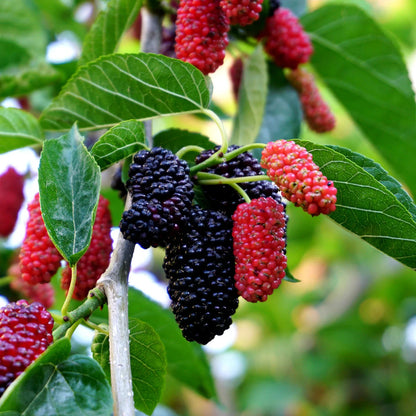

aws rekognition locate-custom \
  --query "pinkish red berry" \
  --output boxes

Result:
[0,167,25,238]
[61,196,113,300]
[220,0,264,26]
[261,140,337,215]
[19,193,62,284]
[175,0,230,75]
[232,197,287,302]
[229,57,244,101]
[260,7,313,69]
[0,300,54,395]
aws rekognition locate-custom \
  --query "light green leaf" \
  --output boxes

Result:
[231,45,268,146]
[38,124,101,265]
[303,4,416,197]
[0,108,43,154]
[91,120,146,170]
[79,0,143,66]
[40,53,212,132]
[296,140,416,270]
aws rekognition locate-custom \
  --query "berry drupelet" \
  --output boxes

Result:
[0,300,54,395]
[163,205,238,344]
[120,147,194,249]
[261,140,337,215]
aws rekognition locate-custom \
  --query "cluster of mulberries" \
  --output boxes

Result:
[261,140,337,215]
[0,300,54,395]
[120,147,194,249]
[163,206,238,344]
[287,67,336,133]
[220,0,264,26]
[195,145,284,215]
[61,196,113,300]
[0,167,25,238]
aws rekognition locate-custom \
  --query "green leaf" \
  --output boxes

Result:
[296,140,416,270]
[40,53,212,132]
[231,45,267,146]
[0,339,112,416]
[256,63,302,144]
[38,124,101,265]
[0,108,43,154]
[128,288,217,400]
[280,0,307,16]
[92,319,167,416]
[91,120,146,170]
[283,268,301,283]
[79,0,143,66]
[302,4,416,197]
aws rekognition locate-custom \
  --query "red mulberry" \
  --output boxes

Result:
[220,0,264,26]
[229,57,243,101]
[261,140,337,215]
[232,197,287,302]
[175,0,230,75]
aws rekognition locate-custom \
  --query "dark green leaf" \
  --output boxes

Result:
[231,45,267,146]
[40,53,212,131]
[284,268,301,283]
[91,120,146,170]
[296,140,416,269]
[303,4,416,197]
[128,288,217,400]
[0,108,43,154]
[79,0,143,66]
[38,124,101,265]
[0,338,112,416]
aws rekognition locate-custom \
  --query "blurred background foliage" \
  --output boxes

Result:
[1,0,416,414]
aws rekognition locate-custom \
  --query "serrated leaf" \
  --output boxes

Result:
[303,4,416,197]
[296,140,416,270]
[0,339,112,416]
[38,124,101,265]
[231,45,267,146]
[40,53,212,132]
[256,63,302,144]
[0,108,43,154]
[92,319,166,416]
[79,0,143,66]
[91,119,146,170]
[128,289,217,400]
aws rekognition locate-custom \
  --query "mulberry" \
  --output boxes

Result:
[0,300,54,395]
[175,0,229,74]
[261,140,337,215]
[0,167,25,238]
[229,57,244,101]
[19,193,62,284]
[61,196,113,300]
[260,7,313,69]
[163,206,238,344]
[220,0,264,26]
[232,197,287,302]
[120,147,194,249]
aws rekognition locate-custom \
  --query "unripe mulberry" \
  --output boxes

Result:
[175,0,230,75]
[120,147,194,249]
[232,197,287,302]
[287,68,336,133]
[0,167,25,238]
[261,140,337,215]
[19,193,62,284]
[220,0,264,26]
[195,145,284,215]
[260,7,313,69]
[61,196,112,300]
[0,300,54,395]
[163,206,238,344]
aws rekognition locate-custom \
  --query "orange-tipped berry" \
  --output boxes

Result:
[232,197,287,302]
[175,0,229,75]
[0,300,54,395]
[19,194,62,284]
[220,0,264,26]
[0,167,25,238]
[261,140,337,215]
[260,7,313,69]
[61,196,113,300]
[287,68,335,133]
